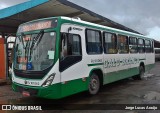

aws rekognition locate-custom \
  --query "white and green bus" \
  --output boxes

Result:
[12,16,155,99]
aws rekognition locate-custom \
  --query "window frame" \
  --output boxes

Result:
[129,37,138,53]
[67,34,82,56]
[145,39,152,53]
[151,40,154,53]
[85,28,103,55]
[60,32,82,60]
[59,33,82,72]
[103,31,117,54]
[138,38,145,53]
[117,34,129,54]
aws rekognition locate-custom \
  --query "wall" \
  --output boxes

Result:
[0,38,6,79]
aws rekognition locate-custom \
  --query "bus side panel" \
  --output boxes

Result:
[129,54,142,76]
[145,52,155,70]
[60,24,89,98]
[103,54,131,84]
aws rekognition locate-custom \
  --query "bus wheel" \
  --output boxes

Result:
[132,66,145,80]
[88,73,100,95]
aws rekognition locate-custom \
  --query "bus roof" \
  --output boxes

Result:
[61,16,152,40]
[18,16,153,40]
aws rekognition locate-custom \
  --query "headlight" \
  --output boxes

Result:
[42,73,55,87]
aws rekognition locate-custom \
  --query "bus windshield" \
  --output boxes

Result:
[14,31,56,71]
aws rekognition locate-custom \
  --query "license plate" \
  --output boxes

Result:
[22,91,30,97]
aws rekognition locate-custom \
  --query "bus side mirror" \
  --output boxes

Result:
[68,27,72,33]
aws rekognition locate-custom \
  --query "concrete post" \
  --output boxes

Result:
[2,33,9,80]
[6,35,9,80]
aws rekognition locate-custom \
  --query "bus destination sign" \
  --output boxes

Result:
[18,19,58,33]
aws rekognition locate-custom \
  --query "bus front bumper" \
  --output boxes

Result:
[12,82,62,99]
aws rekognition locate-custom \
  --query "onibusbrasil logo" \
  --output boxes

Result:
[2,105,42,110]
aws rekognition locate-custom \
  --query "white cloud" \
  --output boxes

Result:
[69,0,160,40]
[147,26,160,41]
[0,0,29,9]
[0,3,8,9]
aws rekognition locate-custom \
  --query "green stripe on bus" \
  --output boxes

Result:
[88,63,103,66]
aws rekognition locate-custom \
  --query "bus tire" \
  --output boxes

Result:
[88,73,100,95]
[132,66,145,80]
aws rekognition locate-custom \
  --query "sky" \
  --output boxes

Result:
[0,0,160,41]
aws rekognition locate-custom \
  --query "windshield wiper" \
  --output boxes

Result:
[29,30,44,61]
[33,31,44,50]
[17,34,25,49]
[21,33,25,49]
[30,30,44,50]
[25,41,30,60]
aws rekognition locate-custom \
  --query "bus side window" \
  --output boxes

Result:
[138,38,145,53]
[103,32,117,54]
[61,33,82,59]
[129,37,138,53]
[86,29,102,54]
[60,33,82,72]
[145,40,151,53]
[117,35,129,53]
[68,34,82,56]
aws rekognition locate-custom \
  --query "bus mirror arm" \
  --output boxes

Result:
[68,27,72,33]
[62,33,68,46]
[21,33,25,49]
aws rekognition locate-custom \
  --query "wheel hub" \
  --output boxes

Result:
[90,78,98,90]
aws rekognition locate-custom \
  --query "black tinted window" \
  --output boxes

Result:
[86,29,102,54]
[138,38,145,53]
[118,35,129,53]
[145,40,151,53]
[129,37,138,53]
[103,32,117,54]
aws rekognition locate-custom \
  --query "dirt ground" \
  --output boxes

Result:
[1,62,160,113]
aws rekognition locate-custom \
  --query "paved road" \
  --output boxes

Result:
[1,62,160,113]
